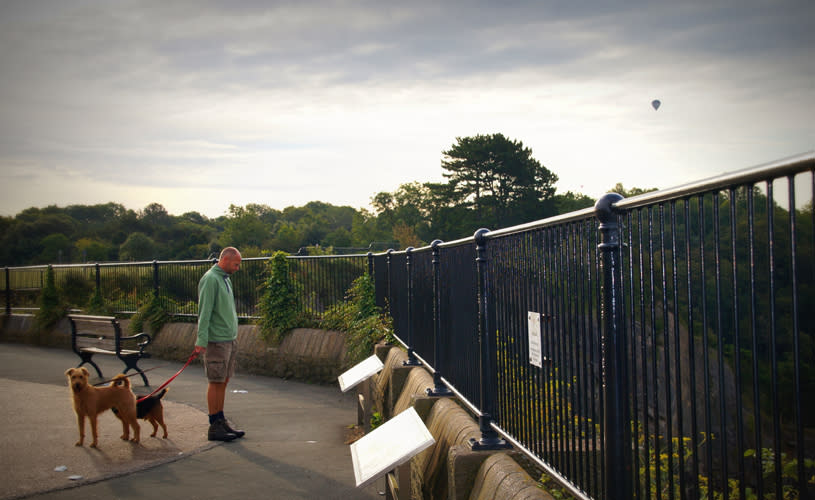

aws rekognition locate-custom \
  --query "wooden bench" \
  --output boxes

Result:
[67,314,153,386]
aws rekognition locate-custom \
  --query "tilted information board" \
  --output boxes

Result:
[350,406,436,488]
[337,354,384,393]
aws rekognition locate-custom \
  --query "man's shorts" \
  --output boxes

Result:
[203,340,237,383]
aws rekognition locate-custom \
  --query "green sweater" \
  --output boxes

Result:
[196,265,238,347]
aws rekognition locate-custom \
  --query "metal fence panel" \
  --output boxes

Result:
[488,217,603,498]
[410,247,435,365]
[614,168,815,499]
[287,255,367,316]
[438,241,481,408]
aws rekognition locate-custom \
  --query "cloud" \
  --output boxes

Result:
[0,0,813,218]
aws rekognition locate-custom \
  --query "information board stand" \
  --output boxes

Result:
[338,354,384,393]
[350,406,435,488]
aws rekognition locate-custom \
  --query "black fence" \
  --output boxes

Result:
[2,255,368,320]
[370,152,815,499]
[3,152,814,499]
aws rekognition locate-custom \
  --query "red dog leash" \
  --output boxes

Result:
[137,351,200,403]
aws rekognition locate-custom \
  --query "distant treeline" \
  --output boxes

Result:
[0,133,650,266]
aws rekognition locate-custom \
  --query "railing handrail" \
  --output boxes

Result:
[286,253,370,260]
[3,259,215,271]
[613,150,815,210]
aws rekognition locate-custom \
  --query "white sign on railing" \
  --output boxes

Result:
[350,406,435,488]
[528,311,542,368]
[337,354,384,392]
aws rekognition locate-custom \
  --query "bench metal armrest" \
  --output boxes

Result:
[120,332,152,354]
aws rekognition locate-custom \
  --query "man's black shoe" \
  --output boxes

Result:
[223,418,245,439]
[208,419,238,441]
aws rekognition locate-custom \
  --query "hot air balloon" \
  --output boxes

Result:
[651,99,661,110]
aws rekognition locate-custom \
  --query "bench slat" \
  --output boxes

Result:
[79,347,116,355]
[80,347,141,355]
[76,338,116,349]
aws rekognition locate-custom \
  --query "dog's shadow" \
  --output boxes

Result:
[79,435,185,466]
[77,441,118,467]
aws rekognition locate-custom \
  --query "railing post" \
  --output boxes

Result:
[4,267,10,316]
[403,247,421,366]
[95,263,101,291]
[366,252,374,279]
[152,260,159,299]
[427,240,452,397]
[595,193,632,500]
[469,228,510,450]
[386,248,394,319]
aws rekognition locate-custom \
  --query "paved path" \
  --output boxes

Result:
[0,343,382,500]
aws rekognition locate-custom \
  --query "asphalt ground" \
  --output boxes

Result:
[0,343,383,500]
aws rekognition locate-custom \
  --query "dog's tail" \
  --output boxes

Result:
[110,374,132,389]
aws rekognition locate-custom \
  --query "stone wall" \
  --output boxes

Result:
[0,316,348,385]
[467,454,551,500]
[146,322,348,383]
[0,314,70,348]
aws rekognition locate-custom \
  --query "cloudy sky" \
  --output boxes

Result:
[1,1,813,219]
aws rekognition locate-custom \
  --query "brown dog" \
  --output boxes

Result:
[65,367,140,447]
[114,388,169,438]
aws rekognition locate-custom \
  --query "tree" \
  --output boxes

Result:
[65,202,128,227]
[39,233,73,263]
[140,203,170,226]
[370,182,433,245]
[324,227,352,248]
[441,133,558,228]
[350,209,387,249]
[119,232,157,261]
[554,191,596,214]
[609,183,657,198]
[164,219,215,259]
[392,222,422,249]
[218,204,274,249]
[1,212,77,265]
[270,223,301,253]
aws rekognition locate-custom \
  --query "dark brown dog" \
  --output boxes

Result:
[114,388,169,438]
[65,367,140,447]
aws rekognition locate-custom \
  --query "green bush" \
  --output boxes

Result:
[35,265,64,330]
[257,251,307,344]
[129,293,173,335]
[57,270,94,308]
[85,287,108,315]
[321,273,394,364]
[634,424,815,499]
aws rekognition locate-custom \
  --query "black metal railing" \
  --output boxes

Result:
[287,254,368,316]
[3,151,814,499]
[370,152,815,499]
[2,255,368,320]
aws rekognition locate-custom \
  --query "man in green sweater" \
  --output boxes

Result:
[194,246,245,441]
